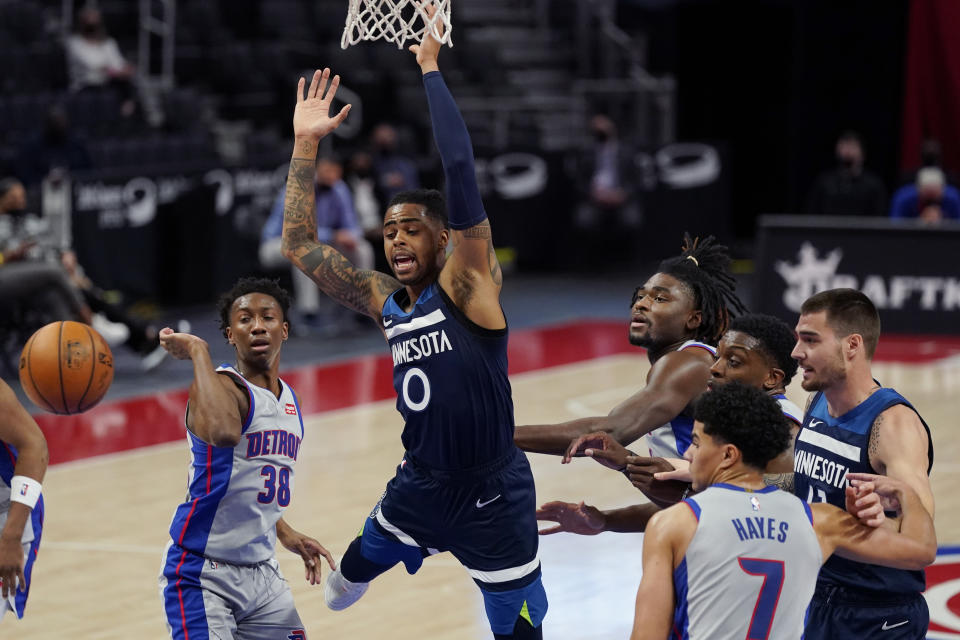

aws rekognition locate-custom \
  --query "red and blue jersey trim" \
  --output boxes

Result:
[167,434,234,554]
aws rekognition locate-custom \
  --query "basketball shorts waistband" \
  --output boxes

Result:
[812,582,922,605]
[168,541,273,569]
[404,448,519,482]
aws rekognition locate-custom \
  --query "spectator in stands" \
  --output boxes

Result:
[806,131,886,217]
[0,177,170,370]
[574,114,641,229]
[898,138,959,187]
[259,153,374,329]
[65,6,138,119]
[890,166,960,223]
[371,123,420,204]
[16,105,93,187]
[345,150,388,272]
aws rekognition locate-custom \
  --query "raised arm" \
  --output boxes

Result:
[159,328,248,447]
[280,68,400,319]
[410,5,504,329]
[515,349,711,455]
[0,380,48,600]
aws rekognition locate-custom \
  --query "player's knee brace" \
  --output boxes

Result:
[339,537,393,583]
[493,615,542,640]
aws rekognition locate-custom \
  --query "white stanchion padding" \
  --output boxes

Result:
[341,0,453,50]
[9,475,42,510]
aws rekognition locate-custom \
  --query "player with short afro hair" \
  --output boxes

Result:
[727,314,799,386]
[217,277,292,339]
[694,381,792,470]
[387,188,449,229]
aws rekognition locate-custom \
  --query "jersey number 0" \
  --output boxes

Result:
[402,367,431,411]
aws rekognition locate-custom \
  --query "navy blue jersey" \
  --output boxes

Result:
[794,387,933,595]
[383,281,513,470]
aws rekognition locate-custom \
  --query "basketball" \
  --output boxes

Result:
[18,320,115,415]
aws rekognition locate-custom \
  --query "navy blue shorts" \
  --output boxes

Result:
[358,447,547,634]
[804,585,928,639]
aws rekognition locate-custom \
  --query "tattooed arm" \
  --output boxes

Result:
[764,473,795,492]
[867,405,934,523]
[762,419,798,491]
[281,69,400,319]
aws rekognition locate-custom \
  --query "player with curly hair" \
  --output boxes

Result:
[628,382,936,640]
[155,276,335,639]
[536,313,804,536]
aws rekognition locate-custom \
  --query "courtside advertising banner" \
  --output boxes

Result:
[756,216,960,335]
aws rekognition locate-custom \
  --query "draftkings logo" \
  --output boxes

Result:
[774,242,960,313]
[925,547,960,639]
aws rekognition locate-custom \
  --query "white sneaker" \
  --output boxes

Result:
[324,568,369,611]
[139,343,168,372]
[91,313,130,347]
[140,320,191,372]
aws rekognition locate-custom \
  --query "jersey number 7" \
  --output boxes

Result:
[737,557,785,640]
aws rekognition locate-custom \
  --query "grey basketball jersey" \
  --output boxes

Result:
[167,366,304,564]
[674,484,822,639]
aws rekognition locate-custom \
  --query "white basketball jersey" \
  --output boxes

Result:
[167,366,304,564]
[774,394,803,426]
[645,340,716,458]
[674,484,822,639]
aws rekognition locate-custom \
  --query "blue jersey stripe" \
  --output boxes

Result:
[161,544,209,640]
[168,435,234,553]
[673,558,690,639]
[669,416,694,456]
[290,388,305,439]
[683,498,701,521]
[0,442,17,484]
[13,495,42,618]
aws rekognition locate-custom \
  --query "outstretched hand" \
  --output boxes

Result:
[537,500,606,536]
[293,68,352,141]
[408,2,443,73]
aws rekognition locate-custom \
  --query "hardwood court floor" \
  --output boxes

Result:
[3,352,958,639]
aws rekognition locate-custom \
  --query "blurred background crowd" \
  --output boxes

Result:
[1,0,958,378]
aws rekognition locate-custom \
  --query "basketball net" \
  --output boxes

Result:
[341,0,453,50]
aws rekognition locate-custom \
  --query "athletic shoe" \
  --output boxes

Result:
[140,319,191,372]
[91,313,130,346]
[324,568,369,611]
[139,342,168,372]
